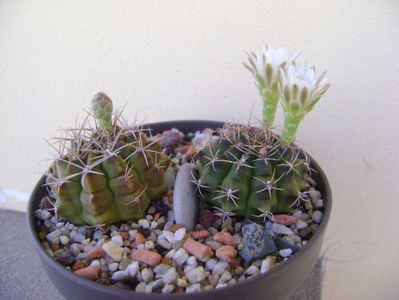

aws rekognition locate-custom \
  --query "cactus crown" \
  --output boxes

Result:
[45,92,170,225]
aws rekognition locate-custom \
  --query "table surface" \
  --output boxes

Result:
[0,209,322,300]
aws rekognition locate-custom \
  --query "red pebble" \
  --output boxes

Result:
[183,238,213,261]
[131,249,162,266]
[216,245,237,263]
[72,260,86,271]
[74,265,100,281]
[121,232,129,240]
[273,214,298,226]
[191,230,210,240]
[213,232,234,245]
[87,247,105,259]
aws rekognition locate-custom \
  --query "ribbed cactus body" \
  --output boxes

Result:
[195,124,309,219]
[46,93,169,225]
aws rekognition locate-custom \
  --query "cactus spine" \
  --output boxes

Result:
[45,92,169,225]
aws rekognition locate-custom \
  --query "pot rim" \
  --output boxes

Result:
[27,119,332,298]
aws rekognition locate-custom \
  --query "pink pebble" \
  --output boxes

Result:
[216,245,237,263]
[213,232,234,245]
[74,265,100,281]
[131,249,161,266]
[87,247,105,259]
[191,230,210,240]
[183,238,213,261]
[273,214,298,226]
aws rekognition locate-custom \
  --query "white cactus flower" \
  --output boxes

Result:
[280,64,330,114]
[244,44,300,90]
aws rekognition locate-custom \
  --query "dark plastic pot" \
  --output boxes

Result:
[27,120,332,300]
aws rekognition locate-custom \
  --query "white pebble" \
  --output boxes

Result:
[245,265,259,276]
[150,221,158,229]
[313,199,324,208]
[173,248,189,265]
[111,270,128,281]
[218,271,232,283]
[174,228,187,241]
[108,263,119,272]
[138,219,150,229]
[205,258,217,270]
[111,235,123,246]
[215,283,227,289]
[292,210,303,218]
[141,268,154,283]
[154,263,171,275]
[279,248,293,258]
[162,284,175,294]
[261,257,275,274]
[177,278,188,287]
[46,229,61,242]
[271,223,294,235]
[128,230,138,241]
[162,267,178,284]
[296,219,308,229]
[35,209,51,220]
[145,241,155,249]
[163,231,176,244]
[127,261,139,277]
[312,211,323,223]
[59,235,70,245]
[157,237,172,250]
[186,256,197,267]
[186,283,201,293]
[135,282,147,292]
[212,261,229,275]
[165,249,176,258]
[186,266,206,283]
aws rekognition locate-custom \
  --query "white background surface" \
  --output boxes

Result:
[1,1,398,299]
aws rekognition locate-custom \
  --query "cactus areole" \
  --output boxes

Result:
[46,92,170,225]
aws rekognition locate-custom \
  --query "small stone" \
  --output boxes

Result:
[160,129,183,148]
[103,241,124,262]
[56,250,74,266]
[183,238,213,261]
[216,245,237,263]
[35,209,51,220]
[177,278,188,287]
[215,283,227,289]
[312,211,323,223]
[127,261,139,277]
[240,223,277,263]
[174,227,187,241]
[205,240,222,251]
[72,260,85,271]
[212,261,229,275]
[74,265,100,281]
[150,221,158,229]
[279,248,293,258]
[141,268,154,283]
[186,283,201,293]
[296,219,308,229]
[245,265,259,276]
[163,231,176,244]
[135,282,147,292]
[185,266,205,283]
[186,256,197,267]
[191,230,209,240]
[111,235,123,246]
[169,224,184,233]
[93,230,102,241]
[172,248,189,265]
[173,163,198,231]
[139,219,150,229]
[46,229,61,242]
[157,237,172,250]
[132,249,162,266]
[128,229,138,241]
[213,232,234,245]
[145,241,155,249]
[234,266,244,276]
[87,247,105,259]
[165,249,176,258]
[111,270,128,281]
[261,257,275,273]
[108,262,119,272]
[274,238,298,252]
[59,235,70,245]
[205,258,217,270]
[72,233,86,243]
[154,263,172,275]
[271,223,294,235]
[162,267,178,284]
[273,214,298,226]
[313,199,324,209]
[162,284,175,294]
[135,233,146,245]
[219,271,232,283]
[161,257,174,266]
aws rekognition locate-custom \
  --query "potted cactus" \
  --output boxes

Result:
[28,44,331,300]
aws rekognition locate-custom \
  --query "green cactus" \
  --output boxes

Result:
[194,45,330,219]
[45,92,170,225]
[194,124,310,218]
